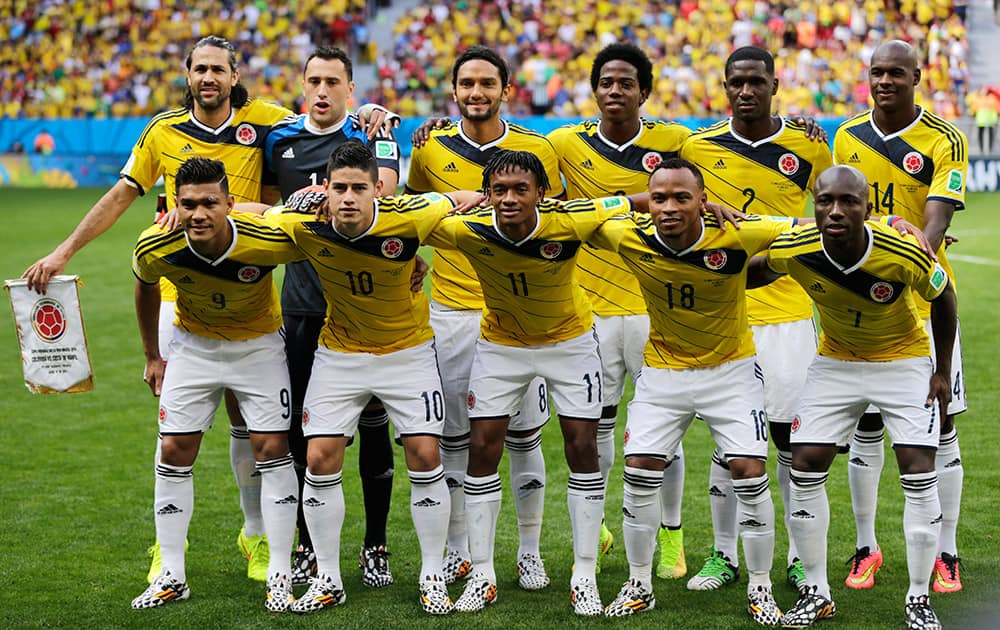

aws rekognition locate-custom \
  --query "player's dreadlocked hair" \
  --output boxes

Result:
[452,45,510,87]
[481,150,549,193]
[725,46,775,77]
[176,157,229,196]
[651,157,704,190]
[590,43,653,93]
[183,36,249,110]
[326,139,379,182]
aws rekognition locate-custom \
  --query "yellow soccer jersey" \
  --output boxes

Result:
[681,118,833,326]
[406,120,564,311]
[767,222,949,361]
[589,214,794,369]
[268,193,454,354]
[132,213,300,341]
[833,107,966,317]
[425,197,630,346]
[549,119,692,317]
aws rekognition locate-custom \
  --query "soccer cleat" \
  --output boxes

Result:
[904,594,942,630]
[131,570,190,609]
[291,544,317,585]
[291,573,346,613]
[419,575,454,615]
[747,585,783,626]
[786,558,808,594]
[596,521,614,574]
[604,578,655,617]
[265,572,295,613]
[932,553,962,593]
[237,527,270,582]
[454,575,498,612]
[442,549,473,584]
[146,538,189,584]
[686,548,739,590]
[844,545,882,590]
[516,553,550,590]
[359,544,393,588]
[656,526,687,579]
[570,577,603,617]
[781,586,836,628]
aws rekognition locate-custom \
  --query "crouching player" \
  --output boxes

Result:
[131,157,301,611]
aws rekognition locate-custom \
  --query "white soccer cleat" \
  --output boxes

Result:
[604,578,655,617]
[516,553,550,590]
[454,575,498,613]
[419,575,454,615]
[131,570,190,609]
[570,577,603,617]
[290,573,346,614]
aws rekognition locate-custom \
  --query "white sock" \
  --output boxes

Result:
[506,431,545,558]
[901,472,941,601]
[848,429,883,551]
[659,443,685,528]
[935,429,963,557]
[302,471,344,585]
[623,467,662,586]
[410,466,451,580]
[440,437,470,558]
[464,473,502,583]
[788,470,831,599]
[709,451,739,566]
[231,426,263,537]
[596,413,617,488]
[733,474,775,588]
[154,463,194,582]
[568,471,605,582]
[776,449,798,564]
[257,454,298,578]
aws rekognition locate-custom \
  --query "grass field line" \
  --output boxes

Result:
[948,253,1000,266]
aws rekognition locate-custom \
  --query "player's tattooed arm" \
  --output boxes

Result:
[135,279,165,396]
[411,117,452,148]
[746,254,785,289]
[927,281,957,422]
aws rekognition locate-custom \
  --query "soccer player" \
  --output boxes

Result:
[406,46,564,589]
[130,157,300,611]
[757,165,957,630]
[263,46,400,588]
[679,46,833,593]
[833,40,968,593]
[547,42,692,580]
[591,158,787,624]
[266,141,481,616]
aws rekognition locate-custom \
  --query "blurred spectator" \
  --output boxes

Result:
[968,86,999,153]
[8,140,26,154]
[33,129,55,154]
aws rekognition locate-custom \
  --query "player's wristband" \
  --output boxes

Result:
[882,215,902,226]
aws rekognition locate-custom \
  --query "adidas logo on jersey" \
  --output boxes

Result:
[713,159,726,169]
[282,146,295,159]
[157,504,183,515]
[478,247,493,256]
[317,247,333,257]
[809,282,825,293]
[443,162,459,173]
[640,253,654,263]
[848,152,861,163]
[580,159,594,170]
[274,495,298,505]
[413,497,441,507]
[179,143,195,155]
[177,275,194,284]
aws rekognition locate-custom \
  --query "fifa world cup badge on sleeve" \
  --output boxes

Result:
[5,275,94,394]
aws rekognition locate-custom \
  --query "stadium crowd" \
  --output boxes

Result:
[0,0,971,121]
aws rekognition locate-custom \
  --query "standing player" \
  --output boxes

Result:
[834,40,968,593]
[547,42,691,580]
[406,46,564,589]
[263,46,400,588]
[130,157,300,611]
[679,46,833,593]
[756,165,957,630]
[591,159,787,624]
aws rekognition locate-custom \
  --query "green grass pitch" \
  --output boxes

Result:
[1,188,998,628]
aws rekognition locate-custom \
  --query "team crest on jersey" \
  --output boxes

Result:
[778,153,800,176]
[158,407,167,423]
[869,281,894,303]
[467,391,476,409]
[381,237,404,258]
[540,241,563,259]
[235,123,257,145]
[237,265,261,282]
[791,416,800,433]
[642,152,662,172]
[703,249,728,270]
[902,151,924,175]
[31,298,67,343]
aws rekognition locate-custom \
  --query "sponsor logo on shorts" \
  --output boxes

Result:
[740,518,766,528]
[778,153,800,176]
[586,494,605,501]
[790,416,800,433]
[446,477,462,489]
[413,497,441,507]
[902,151,924,175]
[642,151,662,172]
[275,495,298,505]
[235,123,257,145]
[947,169,963,193]
[703,249,728,270]
[849,457,868,467]
[540,241,562,259]
[157,503,182,515]
[31,298,67,342]
[790,509,815,519]
[869,281,894,303]
[467,391,476,409]
[708,485,726,497]
[159,407,167,422]
[302,497,325,507]
[381,237,404,258]
[237,265,261,282]
[375,140,398,160]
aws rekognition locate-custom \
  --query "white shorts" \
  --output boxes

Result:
[158,300,177,360]
[303,339,446,439]
[862,318,966,417]
[467,329,603,421]
[158,329,291,435]
[624,356,769,462]
[430,303,549,436]
[594,313,649,406]
[751,319,817,423]
[793,355,940,449]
